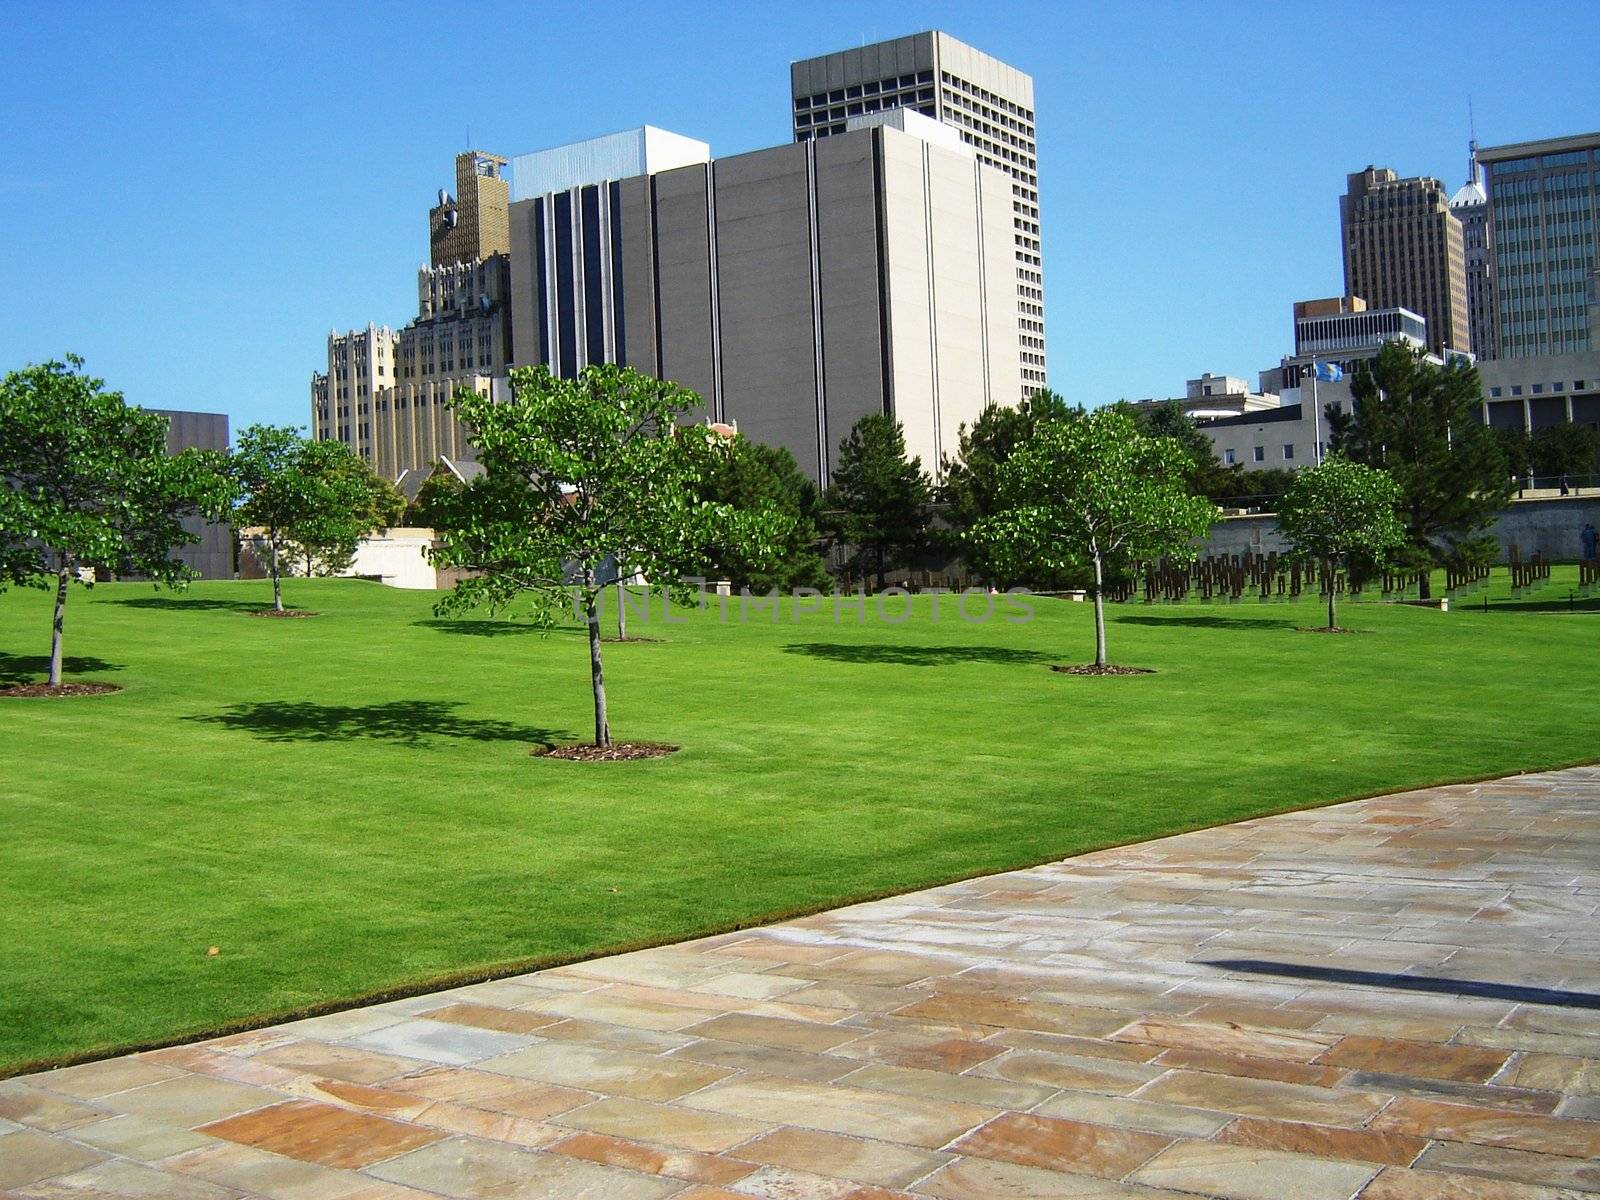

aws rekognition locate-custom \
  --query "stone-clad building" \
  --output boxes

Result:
[507,115,1022,485]
[791,32,1045,397]
[312,152,514,479]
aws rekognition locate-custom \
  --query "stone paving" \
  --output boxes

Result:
[3,767,1599,1199]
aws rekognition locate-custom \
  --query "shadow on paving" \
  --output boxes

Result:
[105,595,265,613]
[783,641,1052,667]
[1114,613,1298,630]
[0,653,125,686]
[1201,958,1600,1010]
[186,699,569,747]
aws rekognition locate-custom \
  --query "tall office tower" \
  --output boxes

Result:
[790,32,1045,398]
[1478,131,1600,358]
[312,324,398,461]
[507,117,1022,485]
[1341,166,1471,356]
[313,151,515,479]
[1451,142,1496,360]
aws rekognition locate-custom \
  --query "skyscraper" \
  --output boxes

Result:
[1478,131,1600,358]
[1341,166,1471,357]
[1450,142,1496,360]
[790,32,1045,397]
[312,151,515,479]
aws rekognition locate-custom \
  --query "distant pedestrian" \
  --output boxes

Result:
[1582,523,1598,562]
[1560,474,1571,496]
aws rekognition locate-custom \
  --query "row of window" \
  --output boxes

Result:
[1224,445,1300,465]
[940,70,1033,124]
[794,71,936,110]
[1489,379,1591,398]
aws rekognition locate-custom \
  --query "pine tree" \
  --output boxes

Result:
[822,414,932,591]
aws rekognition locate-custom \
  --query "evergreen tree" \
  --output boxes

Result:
[685,433,829,592]
[822,414,932,591]
[1329,342,1512,597]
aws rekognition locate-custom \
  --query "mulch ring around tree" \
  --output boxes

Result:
[1295,627,1372,635]
[1050,664,1155,676]
[600,635,665,644]
[0,682,123,698]
[534,742,680,762]
[246,610,318,619]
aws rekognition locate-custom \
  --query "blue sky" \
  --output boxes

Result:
[2,1,1595,432]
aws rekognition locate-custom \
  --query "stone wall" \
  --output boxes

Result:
[1202,495,1600,562]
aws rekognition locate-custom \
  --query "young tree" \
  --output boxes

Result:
[281,451,406,577]
[1329,342,1513,597]
[822,414,932,591]
[224,427,391,610]
[0,356,221,686]
[431,364,789,748]
[942,389,1081,582]
[974,408,1217,668]
[1277,459,1406,631]
[683,432,829,592]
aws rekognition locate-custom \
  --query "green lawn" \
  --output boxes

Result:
[1,571,1596,1075]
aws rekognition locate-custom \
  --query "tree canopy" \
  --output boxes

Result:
[1277,458,1406,630]
[0,356,221,685]
[821,413,932,591]
[975,407,1217,667]
[683,432,829,592]
[224,426,395,611]
[1330,343,1512,596]
[431,364,790,747]
[941,389,1082,583]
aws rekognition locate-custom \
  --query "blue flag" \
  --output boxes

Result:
[1312,361,1343,383]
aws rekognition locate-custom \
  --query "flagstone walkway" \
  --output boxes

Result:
[3,767,1599,1199]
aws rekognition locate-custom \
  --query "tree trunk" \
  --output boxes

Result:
[876,547,886,593]
[1327,563,1338,632]
[584,566,610,747]
[1092,552,1107,667]
[616,571,627,641]
[1417,570,1432,600]
[48,564,70,687]
[269,529,284,612]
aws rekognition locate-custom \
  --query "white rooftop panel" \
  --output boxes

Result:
[509,125,710,200]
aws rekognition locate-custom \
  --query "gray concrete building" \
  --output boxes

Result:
[147,408,232,579]
[1479,130,1600,359]
[790,32,1045,397]
[1479,349,1600,434]
[507,119,1022,485]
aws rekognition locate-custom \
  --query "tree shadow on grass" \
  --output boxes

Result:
[1113,613,1298,630]
[413,618,549,637]
[185,699,569,747]
[106,596,264,613]
[783,642,1052,667]
[1468,598,1600,615]
[0,653,125,686]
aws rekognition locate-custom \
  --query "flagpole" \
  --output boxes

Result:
[1310,362,1323,465]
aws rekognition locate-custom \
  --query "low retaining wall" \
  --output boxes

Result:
[1203,495,1600,562]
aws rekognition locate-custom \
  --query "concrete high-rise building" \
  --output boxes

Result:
[789,32,1045,397]
[1451,142,1496,360]
[1479,131,1600,359]
[507,118,1022,484]
[313,151,515,479]
[1341,166,1471,356]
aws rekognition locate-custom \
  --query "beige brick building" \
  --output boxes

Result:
[313,152,514,480]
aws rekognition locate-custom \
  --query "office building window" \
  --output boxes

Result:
[1283,444,1295,460]
[1224,448,1236,465]
[1253,446,1265,462]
